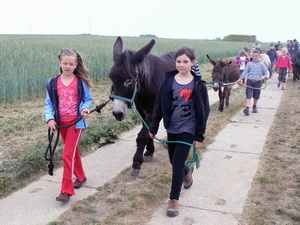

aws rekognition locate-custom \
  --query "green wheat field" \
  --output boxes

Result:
[0,34,263,104]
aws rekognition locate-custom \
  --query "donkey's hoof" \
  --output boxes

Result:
[144,155,153,162]
[130,169,141,177]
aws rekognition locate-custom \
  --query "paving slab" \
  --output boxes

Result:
[181,150,260,214]
[230,107,277,125]
[147,204,239,225]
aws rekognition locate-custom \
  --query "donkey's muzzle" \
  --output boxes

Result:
[113,111,125,121]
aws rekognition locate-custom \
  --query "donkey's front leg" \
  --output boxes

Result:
[225,87,231,107]
[131,125,149,177]
[218,88,224,112]
[144,112,154,162]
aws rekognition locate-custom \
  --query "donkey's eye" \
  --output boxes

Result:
[124,79,133,87]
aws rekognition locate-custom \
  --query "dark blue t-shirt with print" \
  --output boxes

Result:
[167,79,196,135]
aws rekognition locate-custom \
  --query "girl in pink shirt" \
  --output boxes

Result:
[274,47,292,90]
[45,49,93,202]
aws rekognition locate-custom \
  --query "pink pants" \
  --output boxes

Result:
[59,119,85,195]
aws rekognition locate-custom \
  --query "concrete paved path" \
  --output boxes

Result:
[0,76,283,225]
[146,76,283,225]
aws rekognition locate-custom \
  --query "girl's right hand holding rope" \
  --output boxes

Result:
[193,140,202,148]
[47,119,57,132]
[149,132,155,139]
[81,108,90,119]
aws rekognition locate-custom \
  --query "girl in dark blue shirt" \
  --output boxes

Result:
[149,46,210,217]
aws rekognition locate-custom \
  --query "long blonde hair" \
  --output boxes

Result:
[58,48,94,87]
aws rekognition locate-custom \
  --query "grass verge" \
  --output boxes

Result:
[0,80,140,197]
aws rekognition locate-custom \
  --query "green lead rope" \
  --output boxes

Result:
[131,104,200,169]
[109,80,200,169]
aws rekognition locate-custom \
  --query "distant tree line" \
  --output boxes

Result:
[223,34,256,42]
[139,34,157,38]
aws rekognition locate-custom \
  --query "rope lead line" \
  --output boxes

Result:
[109,81,200,169]
[206,79,268,90]
[131,105,200,169]
[44,99,111,176]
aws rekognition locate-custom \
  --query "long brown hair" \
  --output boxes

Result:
[58,48,94,87]
[175,46,196,61]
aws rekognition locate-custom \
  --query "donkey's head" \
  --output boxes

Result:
[207,55,232,91]
[109,37,155,121]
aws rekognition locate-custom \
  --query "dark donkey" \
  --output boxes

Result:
[207,55,239,111]
[291,50,300,81]
[109,37,176,176]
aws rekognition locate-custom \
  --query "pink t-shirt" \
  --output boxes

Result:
[57,75,79,122]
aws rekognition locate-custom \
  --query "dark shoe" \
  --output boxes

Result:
[74,177,87,189]
[183,165,194,189]
[243,107,249,116]
[277,82,280,88]
[167,199,179,217]
[252,107,258,113]
[56,192,70,202]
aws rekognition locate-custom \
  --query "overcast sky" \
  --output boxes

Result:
[1,0,299,43]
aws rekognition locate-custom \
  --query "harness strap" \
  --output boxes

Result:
[109,77,200,168]
[109,81,138,108]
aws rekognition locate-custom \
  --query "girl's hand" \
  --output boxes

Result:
[193,140,202,149]
[81,108,90,119]
[47,119,57,132]
[149,132,155,139]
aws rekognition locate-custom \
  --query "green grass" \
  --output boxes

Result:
[276,208,300,222]
[115,208,134,216]
[258,176,269,185]
[0,34,266,104]
[0,108,139,197]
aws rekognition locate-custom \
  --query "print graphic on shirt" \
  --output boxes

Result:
[180,105,192,117]
[180,89,193,102]
[171,96,179,115]
[59,88,77,116]
[171,89,194,117]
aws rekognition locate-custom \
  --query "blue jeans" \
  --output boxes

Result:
[269,62,274,77]
[246,80,262,100]
[278,68,287,83]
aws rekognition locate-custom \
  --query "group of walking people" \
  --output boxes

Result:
[235,39,295,116]
[44,46,210,218]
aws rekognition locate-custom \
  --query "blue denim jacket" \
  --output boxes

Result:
[45,75,93,129]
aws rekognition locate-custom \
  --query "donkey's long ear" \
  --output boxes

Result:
[206,55,216,66]
[131,39,155,65]
[113,36,123,62]
[219,60,232,68]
